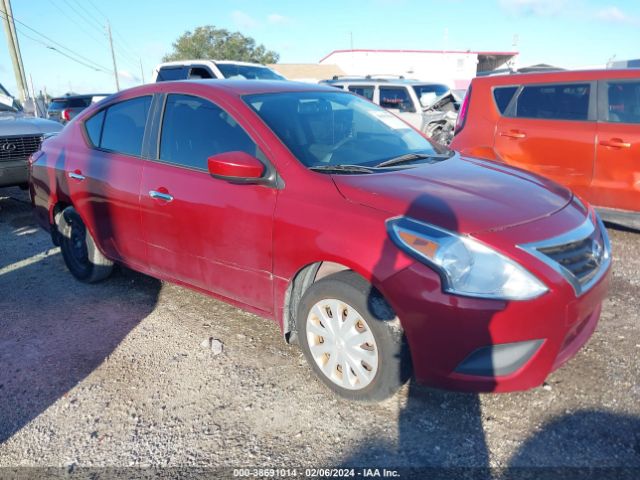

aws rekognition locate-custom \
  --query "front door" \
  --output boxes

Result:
[494,82,597,200]
[592,79,640,212]
[139,93,277,313]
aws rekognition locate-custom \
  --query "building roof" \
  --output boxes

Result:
[268,63,346,81]
[319,49,519,63]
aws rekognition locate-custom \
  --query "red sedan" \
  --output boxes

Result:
[29,80,611,401]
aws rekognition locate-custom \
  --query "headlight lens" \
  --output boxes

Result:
[388,217,548,300]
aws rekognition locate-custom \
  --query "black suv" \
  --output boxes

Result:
[47,94,110,124]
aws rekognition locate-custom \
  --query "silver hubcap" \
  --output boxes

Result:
[306,299,379,390]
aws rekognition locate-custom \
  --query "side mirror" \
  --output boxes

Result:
[207,151,265,183]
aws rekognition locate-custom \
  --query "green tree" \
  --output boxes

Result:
[163,25,280,64]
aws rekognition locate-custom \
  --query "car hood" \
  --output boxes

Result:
[0,112,63,136]
[331,155,573,234]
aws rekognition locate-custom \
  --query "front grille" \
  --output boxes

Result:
[0,135,43,163]
[521,216,611,296]
[537,230,605,286]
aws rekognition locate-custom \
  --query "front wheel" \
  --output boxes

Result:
[297,271,410,402]
[56,206,113,283]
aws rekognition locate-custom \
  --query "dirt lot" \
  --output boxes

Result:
[0,186,639,476]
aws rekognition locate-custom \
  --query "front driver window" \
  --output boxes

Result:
[159,94,258,170]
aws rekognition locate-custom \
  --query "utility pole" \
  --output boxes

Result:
[0,0,28,102]
[139,58,145,84]
[106,21,120,91]
[4,0,27,94]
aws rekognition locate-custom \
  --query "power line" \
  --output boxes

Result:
[46,0,108,49]
[60,0,103,32]
[82,0,144,68]
[12,23,110,73]
[0,9,112,73]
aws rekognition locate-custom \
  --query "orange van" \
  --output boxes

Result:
[451,69,640,229]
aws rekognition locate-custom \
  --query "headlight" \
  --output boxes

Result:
[387,217,548,300]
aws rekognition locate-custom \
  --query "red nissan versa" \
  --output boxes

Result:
[29,80,611,401]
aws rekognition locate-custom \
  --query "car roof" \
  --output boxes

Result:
[118,79,339,98]
[325,77,447,86]
[51,93,111,100]
[156,60,270,68]
[472,68,640,86]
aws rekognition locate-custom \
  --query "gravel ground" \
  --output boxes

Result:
[0,186,638,475]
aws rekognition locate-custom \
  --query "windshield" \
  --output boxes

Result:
[412,84,450,105]
[245,91,448,168]
[217,63,285,80]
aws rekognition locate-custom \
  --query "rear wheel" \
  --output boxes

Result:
[56,206,113,283]
[297,271,409,401]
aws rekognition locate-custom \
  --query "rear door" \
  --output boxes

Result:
[69,95,152,269]
[494,81,597,199]
[139,93,277,313]
[592,78,640,212]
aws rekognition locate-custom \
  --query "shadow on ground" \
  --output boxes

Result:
[0,189,161,444]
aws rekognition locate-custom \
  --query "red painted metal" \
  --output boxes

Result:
[30,80,610,393]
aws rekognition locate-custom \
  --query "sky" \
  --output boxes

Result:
[0,0,639,97]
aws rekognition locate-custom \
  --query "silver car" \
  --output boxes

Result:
[0,85,62,188]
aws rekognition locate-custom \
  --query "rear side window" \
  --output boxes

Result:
[348,85,374,101]
[84,109,105,146]
[606,81,640,124]
[159,94,257,170]
[188,67,215,79]
[99,96,151,156]
[515,83,590,121]
[379,87,413,111]
[493,86,518,114]
[156,67,186,81]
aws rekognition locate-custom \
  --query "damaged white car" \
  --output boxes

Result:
[321,76,460,145]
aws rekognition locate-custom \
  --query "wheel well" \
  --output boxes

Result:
[283,261,352,344]
[50,201,72,245]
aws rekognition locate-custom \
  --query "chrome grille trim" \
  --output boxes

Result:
[519,215,611,297]
[0,134,43,162]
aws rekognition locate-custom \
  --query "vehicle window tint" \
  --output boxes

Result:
[515,83,590,120]
[67,97,91,108]
[159,94,257,170]
[216,64,285,80]
[493,86,518,114]
[189,67,214,79]
[84,109,105,146]
[606,81,640,124]
[348,85,374,101]
[156,67,185,81]
[100,96,151,156]
[379,87,413,111]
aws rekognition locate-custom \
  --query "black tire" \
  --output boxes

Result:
[56,206,113,283]
[297,271,410,402]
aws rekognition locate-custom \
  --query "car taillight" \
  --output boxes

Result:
[454,85,472,135]
[61,109,71,121]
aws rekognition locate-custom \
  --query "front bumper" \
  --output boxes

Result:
[0,159,28,187]
[381,259,609,392]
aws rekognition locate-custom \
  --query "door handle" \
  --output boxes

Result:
[499,130,526,139]
[149,190,174,202]
[599,138,631,149]
[68,171,85,181]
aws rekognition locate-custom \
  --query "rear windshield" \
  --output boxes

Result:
[217,64,284,80]
[49,98,90,109]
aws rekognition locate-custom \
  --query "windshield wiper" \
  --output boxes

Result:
[375,152,451,168]
[309,164,376,174]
